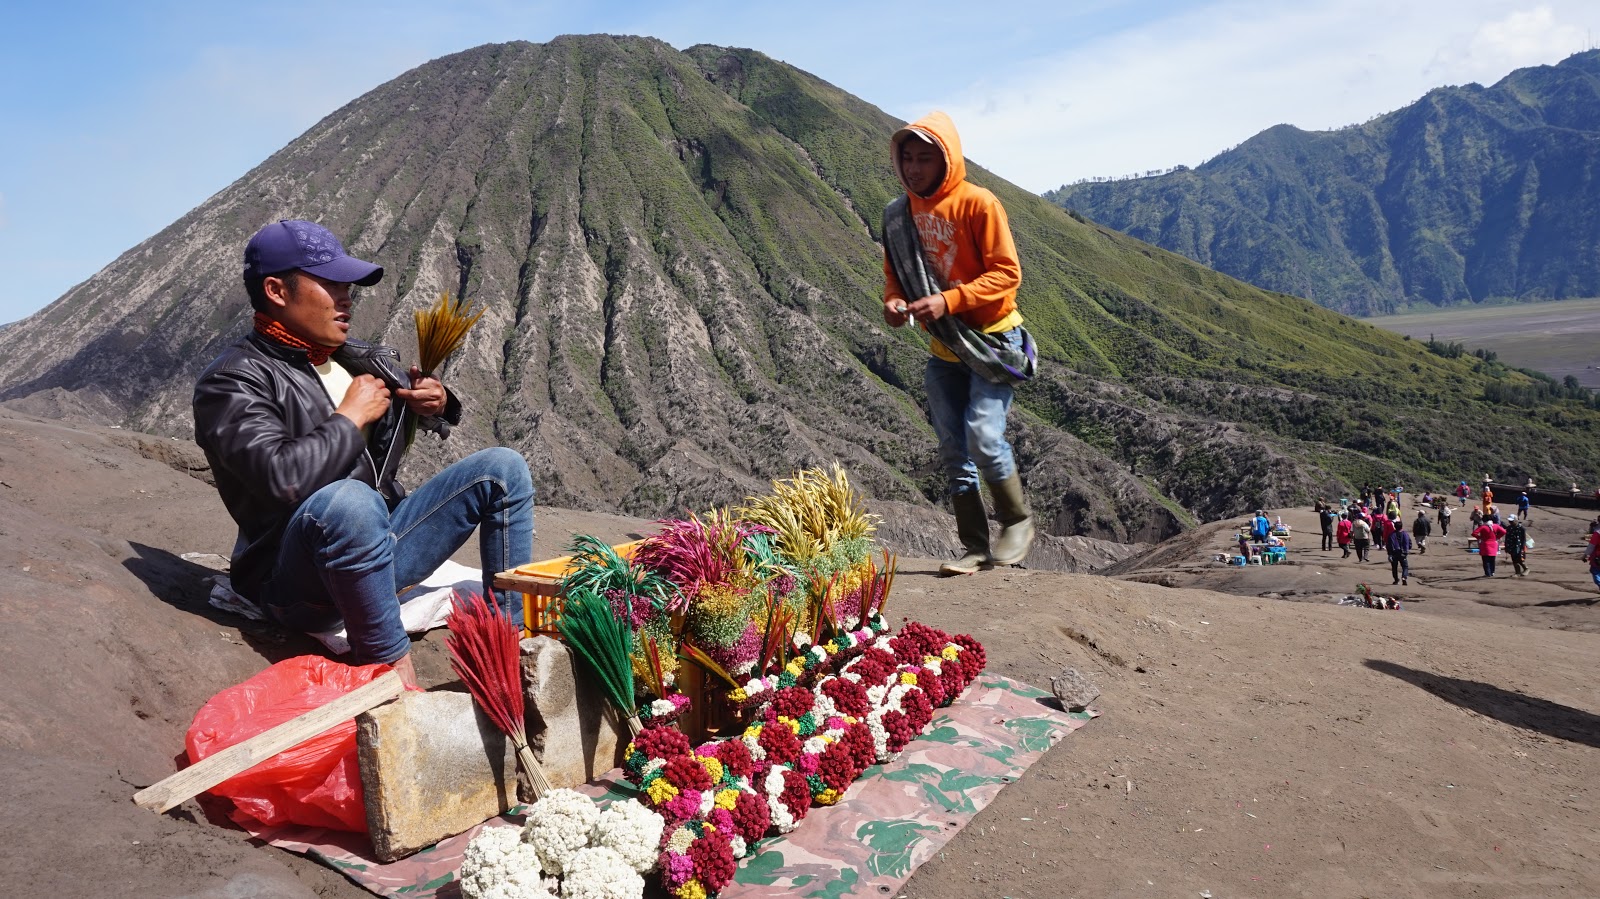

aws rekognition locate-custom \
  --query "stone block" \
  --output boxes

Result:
[357,690,518,862]
[1051,666,1101,712]
[521,635,628,794]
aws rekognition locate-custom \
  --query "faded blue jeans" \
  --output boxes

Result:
[925,328,1021,497]
[262,447,534,664]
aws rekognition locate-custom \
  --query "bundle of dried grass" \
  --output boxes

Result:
[737,464,878,563]
[414,290,485,375]
[445,591,551,797]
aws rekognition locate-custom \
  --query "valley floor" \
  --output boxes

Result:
[1364,296,1600,389]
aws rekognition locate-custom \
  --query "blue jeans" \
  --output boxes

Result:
[925,330,1020,496]
[262,447,535,664]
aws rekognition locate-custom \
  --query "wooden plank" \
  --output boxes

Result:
[132,670,405,814]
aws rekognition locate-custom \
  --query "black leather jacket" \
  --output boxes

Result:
[192,332,461,601]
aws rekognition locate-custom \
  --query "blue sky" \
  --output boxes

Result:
[2,0,1596,324]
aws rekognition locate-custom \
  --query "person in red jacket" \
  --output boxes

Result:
[1336,513,1354,558]
[882,111,1031,575]
[1472,517,1507,577]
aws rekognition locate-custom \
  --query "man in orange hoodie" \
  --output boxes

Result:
[882,112,1033,575]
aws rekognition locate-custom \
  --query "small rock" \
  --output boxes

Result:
[1051,666,1100,711]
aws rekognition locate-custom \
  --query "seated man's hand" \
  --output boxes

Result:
[335,374,392,428]
[397,365,447,417]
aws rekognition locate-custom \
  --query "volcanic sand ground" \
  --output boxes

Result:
[0,406,1596,898]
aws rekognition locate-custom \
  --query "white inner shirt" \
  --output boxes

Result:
[313,359,371,439]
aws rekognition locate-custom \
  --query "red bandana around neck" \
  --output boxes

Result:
[253,312,338,366]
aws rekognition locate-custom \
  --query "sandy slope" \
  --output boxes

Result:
[0,407,1594,898]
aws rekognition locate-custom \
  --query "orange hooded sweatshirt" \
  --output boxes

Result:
[883,111,1022,361]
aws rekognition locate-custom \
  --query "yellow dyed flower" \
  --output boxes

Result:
[899,672,917,685]
[941,646,960,660]
[715,788,740,810]
[646,779,680,805]
[701,756,725,784]
[815,787,843,805]
[779,716,801,734]
[676,879,708,899]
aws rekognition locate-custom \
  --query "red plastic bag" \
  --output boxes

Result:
[185,656,393,832]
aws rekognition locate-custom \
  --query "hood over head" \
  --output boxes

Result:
[893,111,966,200]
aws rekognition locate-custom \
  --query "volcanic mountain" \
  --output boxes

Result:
[1047,50,1600,315]
[2,35,1595,551]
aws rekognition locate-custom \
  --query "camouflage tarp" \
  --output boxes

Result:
[240,674,1094,897]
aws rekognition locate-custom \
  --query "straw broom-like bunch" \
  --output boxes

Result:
[558,587,644,737]
[446,591,552,797]
[414,290,485,376]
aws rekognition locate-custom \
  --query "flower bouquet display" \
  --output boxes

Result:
[610,618,988,898]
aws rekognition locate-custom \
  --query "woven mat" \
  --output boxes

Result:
[242,675,1095,898]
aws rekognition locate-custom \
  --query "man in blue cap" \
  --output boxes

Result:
[193,220,534,686]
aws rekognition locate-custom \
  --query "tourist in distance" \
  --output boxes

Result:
[1472,514,1507,578]
[192,220,535,687]
[1350,514,1373,563]
[1412,509,1431,555]
[1585,524,1600,592]
[1386,518,1413,586]
[1457,481,1471,506]
[1251,509,1272,543]
[1336,512,1353,558]
[1318,501,1336,551]
[1517,491,1531,521]
[1438,502,1453,536]
[1503,515,1529,577]
[881,111,1033,576]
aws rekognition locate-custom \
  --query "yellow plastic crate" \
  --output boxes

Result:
[492,540,643,638]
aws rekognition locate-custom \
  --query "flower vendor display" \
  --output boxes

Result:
[487,467,1001,899]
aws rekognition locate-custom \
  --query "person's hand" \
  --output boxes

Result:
[390,652,419,689]
[906,292,948,323]
[335,374,391,428]
[883,299,910,327]
[396,365,447,417]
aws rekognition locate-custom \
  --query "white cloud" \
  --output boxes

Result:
[923,0,1600,191]
[1430,5,1589,82]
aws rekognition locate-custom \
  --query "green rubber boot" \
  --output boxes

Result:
[988,474,1036,567]
[939,490,991,576]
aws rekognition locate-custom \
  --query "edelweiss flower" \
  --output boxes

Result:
[522,789,601,875]
[560,846,644,899]
[592,800,664,874]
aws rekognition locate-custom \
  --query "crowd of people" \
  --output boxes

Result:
[1303,480,1599,590]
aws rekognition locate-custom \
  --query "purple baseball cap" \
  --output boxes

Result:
[242,220,383,286]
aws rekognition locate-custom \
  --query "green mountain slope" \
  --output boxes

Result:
[1047,50,1600,315]
[1,36,1596,549]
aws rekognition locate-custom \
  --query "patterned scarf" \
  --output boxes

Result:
[253,313,337,365]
